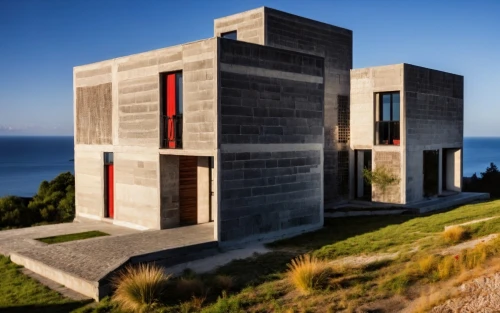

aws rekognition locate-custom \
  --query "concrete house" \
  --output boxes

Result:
[350,64,464,204]
[73,7,463,244]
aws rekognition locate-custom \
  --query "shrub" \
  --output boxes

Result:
[286,254,331,294]
[363,166,400,197]
[442,226,469,244]
[112,264,170,313]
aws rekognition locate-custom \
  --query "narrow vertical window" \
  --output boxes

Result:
[376,92,400,145]
[104,152,114,219]
[160,72,183,148]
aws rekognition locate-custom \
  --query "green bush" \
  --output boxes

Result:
[0,172,75,229]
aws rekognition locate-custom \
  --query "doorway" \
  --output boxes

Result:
[442,148,461,192]
[179,156,198,225]
[355,150,372,200]
[423,150,439,197]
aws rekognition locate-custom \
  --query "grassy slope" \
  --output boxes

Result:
[37,231,109,244]
[2,200,500,313]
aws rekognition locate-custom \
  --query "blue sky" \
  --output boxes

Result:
[1,0,498,136]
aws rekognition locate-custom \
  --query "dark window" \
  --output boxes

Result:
[337,151,349,197]
[338,95,350,144]
[104,152,113,165]
[376,92,400,145]
[221,31,237,40]
[160,72,183,149]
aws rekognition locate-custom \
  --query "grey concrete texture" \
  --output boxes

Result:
[264,7,353,202]
[214,7,265,45]
[219,149,322,242]
[219,38,324,145]
[6,221,215,300]
[76,83,113,145]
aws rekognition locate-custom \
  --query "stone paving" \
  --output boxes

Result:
[4,222,215,282]
[0,220,138,256]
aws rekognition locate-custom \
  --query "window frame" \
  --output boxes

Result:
[375,91,401,146]
[221,31,237,40]
[160,71,183,149]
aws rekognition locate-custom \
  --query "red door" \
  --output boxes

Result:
[107,164,114,218]
[166,74,177,148]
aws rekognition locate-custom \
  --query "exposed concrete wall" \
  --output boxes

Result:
[160,155,180,228]
[404,64,464,202]
[114,152,159,229]
[350,65,405,203]
[446,149,462,192]
[214,7,265,45]
[219,39,324,145]
[373,151,402,203]
[265,8,352,202]
[74,150,104,218]
[74,38,218,229]
[220,146,323,242]
[217,39,324,242]
[197,157,210,223]
[75,83,113,145]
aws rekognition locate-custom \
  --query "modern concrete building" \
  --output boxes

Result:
[73,7,463,244]
[350,64,463,204]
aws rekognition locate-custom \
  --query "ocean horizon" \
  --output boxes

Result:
[0,136,498,197]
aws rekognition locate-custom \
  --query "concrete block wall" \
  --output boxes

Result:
[220,149,322,241]
[114,153,159,229]
[218,38,324,242]
[265,8,352,202]
[74,38,218,230]
[373,151,401,203]
[214,7,265,45]
[404,64,464,202]
[74,150,104,218]
[349,65,405,204]
[160,155,180,228]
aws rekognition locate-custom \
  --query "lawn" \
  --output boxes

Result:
[0,256,92,313]
[36,231,109,244]
[1,199,500,312]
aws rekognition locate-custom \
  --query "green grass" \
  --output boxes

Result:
[36,231,109,244]
[3,200,500,313]
[0,255,91,313]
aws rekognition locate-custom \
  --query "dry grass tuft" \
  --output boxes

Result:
[111,263,170,313]
[437,256,459,280]
[417,255,439,275]
[442,226,469,244]
[286,254,331,294]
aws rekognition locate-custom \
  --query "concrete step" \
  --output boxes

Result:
[11,240,219,301]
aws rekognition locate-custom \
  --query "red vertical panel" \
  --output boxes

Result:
[166,74,177,148]
[107,164,114,218]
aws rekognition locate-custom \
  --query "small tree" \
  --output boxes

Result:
[363,166,400,197]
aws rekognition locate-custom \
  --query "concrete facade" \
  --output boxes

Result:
[350,64,463,204]
[74,7,465,244]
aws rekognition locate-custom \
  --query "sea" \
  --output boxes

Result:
[0,136,74,197]
[0,136,498,197]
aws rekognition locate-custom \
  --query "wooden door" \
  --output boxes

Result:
[179,156,197,225]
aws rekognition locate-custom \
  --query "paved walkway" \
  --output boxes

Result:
[0,220,138,256]
[4,222,214,282]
